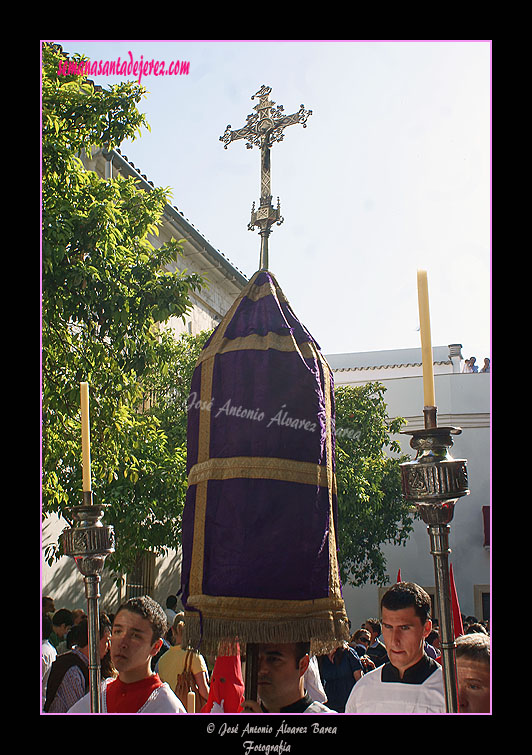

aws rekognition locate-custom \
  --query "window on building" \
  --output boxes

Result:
[482,506,490,547]
[125,551,156,599]
[474,584,490,623]
[481,591,490,622]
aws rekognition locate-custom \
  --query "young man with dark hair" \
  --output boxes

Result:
[44,615,112,712]
[69,596,187,714]
[362,618,388,668]
[50,608,74,652]
[42,596,56,618]
[165,594,178,626]
[345,582,445,713]
[242,642,333,714]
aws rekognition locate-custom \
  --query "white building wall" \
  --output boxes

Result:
[42,513,183,614]
[330,361,490,630]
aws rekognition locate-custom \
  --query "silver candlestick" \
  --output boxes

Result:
[61,491,115,712]
[400,406,469,713]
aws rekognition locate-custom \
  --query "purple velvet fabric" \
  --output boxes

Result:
[180,270,339,611]
[191,478,331,600]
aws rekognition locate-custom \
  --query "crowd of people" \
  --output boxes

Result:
[42,582,490,715]
[463,356,490,373]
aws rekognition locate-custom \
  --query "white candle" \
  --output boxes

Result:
[187,690,195,713]
[417,270,436,407]
[80,382,92,492]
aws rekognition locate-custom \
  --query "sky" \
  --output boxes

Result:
[52,39,491,363]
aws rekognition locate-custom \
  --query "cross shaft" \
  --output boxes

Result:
[220,85,312,270]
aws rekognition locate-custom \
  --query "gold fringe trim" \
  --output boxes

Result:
[182,613,350,657]
[184,593,346,617]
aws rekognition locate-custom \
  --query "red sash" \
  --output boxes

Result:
[106,674,164,713]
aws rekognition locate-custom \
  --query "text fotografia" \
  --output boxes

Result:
[206,720,338,752]
[56,52,190,84]
[187,392,360,440]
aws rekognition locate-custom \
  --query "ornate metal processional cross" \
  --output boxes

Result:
[220,85,312,271]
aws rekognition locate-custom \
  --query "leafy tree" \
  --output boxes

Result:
[42,42,413,586]
[88,329,214,573]
[334,383,415,587]
[140,329,213,448]
[41,42,203,574]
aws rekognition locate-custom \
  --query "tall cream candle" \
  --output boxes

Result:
[187,691,195,713]
[80,382,92,492]
[417,270,436,407]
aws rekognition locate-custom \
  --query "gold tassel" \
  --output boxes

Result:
[182,613,350,656]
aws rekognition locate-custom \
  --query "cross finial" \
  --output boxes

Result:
[220,85,312,271]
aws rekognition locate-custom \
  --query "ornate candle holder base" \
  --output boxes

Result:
[400,407,469,713]
[60,492,115,712]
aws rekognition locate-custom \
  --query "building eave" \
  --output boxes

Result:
[332,360,451,372]
[99,147,249,289]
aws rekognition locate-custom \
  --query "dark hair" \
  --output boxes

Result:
[69,614,113,648]
[52,608,74,627]
[381,582,431,625]
[294,642,311,667]
[426,629,439,644]
[365,618,381,634]
[465,622,488,635]
[114,596,167,644]
[166,595,178,610]
[43,615,53,640]
[352,629,371,645]
[294,642,310,666]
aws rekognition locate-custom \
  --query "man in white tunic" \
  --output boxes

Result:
[68,596,186,714]
[345,582,445,714]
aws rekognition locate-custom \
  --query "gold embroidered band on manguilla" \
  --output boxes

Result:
[188,455,335,490]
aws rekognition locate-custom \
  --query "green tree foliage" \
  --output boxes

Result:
[140,329,213,450]
[334,383,414,587]
[92,329,213,574]
[42,42,413,587]
[41,42,204,574]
